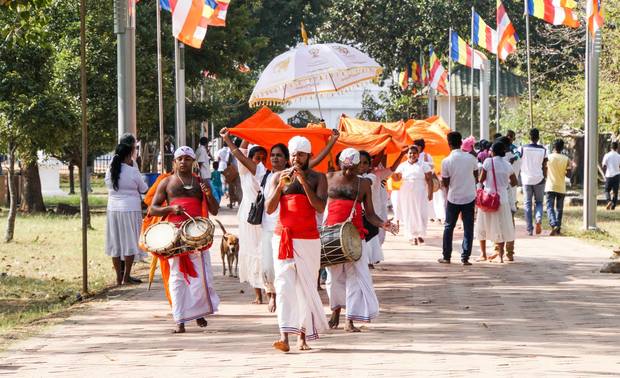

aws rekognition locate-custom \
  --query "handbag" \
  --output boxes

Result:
[222,148,239,182]
[247,170,271,225]
[475,158,500,212]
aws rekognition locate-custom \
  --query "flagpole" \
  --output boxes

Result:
[495,50,500,133]
[156,0,165,173]
[470,7,475,137]
[524,0,534,129]
[584,26,601,230]
[448,28,453,131]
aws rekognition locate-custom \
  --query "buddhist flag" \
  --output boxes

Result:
[497,0,519,61]
[526,0,580,28]
[411,60,421,84]
[450,31,486,70]
[421,57,429,86]
[473,11,498,54]
[398,69,409,91]
[587,0,604,37]
[207,0,231,27]
[429,47,448,95]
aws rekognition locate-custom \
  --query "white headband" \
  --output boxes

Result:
[174,146,196,160]
[288,136,312,154]
[339,147,360,167]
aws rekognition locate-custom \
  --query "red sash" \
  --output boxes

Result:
[275,194,319,260]
[166,197,206,284]
[325,199,367,239]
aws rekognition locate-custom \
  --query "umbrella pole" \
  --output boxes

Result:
[313,78,324,120]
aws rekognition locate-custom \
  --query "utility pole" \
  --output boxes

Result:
[79,0,89,294]
[174,40,187,147]
[114,0,137,140]
[584,28,601,230]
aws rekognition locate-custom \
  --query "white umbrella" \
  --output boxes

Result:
[249,43,383,117]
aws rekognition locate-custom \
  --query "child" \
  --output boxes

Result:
[210,161,223,204]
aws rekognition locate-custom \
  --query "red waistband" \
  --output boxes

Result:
[325,199,367,239]
[275,194,319,259]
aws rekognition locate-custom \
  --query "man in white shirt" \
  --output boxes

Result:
[438,131,478,266]
[519,128,548,236]
[217,145,231,172]
[196,137,212,182]
[603,141,620,210]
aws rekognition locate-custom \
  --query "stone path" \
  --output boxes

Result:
[1,208,619,377]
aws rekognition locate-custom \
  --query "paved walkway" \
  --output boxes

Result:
[1,208,619,377]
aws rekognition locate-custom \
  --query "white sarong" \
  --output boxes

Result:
[399,180,429,239]
[168,251,220,324]
[272,236,328,340]
[261,229,276,294]
[326,240,379,322]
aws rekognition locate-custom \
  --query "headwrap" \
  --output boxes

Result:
[174,146,196,160]
[462,136,476,153]
[338,147,360,167]
[288,136,311,154]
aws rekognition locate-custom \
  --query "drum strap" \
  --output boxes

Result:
[347,178,361,222]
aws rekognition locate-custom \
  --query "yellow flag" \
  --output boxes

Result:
[301,22,309,45]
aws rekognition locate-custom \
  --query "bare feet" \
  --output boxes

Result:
[476,255,487,262]
[345,320,361,333]
[488,253,499,262]
[417,237,424,244]
[413,238,419,246]
[196,317,208,328]
[273,340,290,352]
[251,288,263,304]
[173,323,185,334]
[328,309,341,329]
[268,294,276,313]
[297,340,311,351]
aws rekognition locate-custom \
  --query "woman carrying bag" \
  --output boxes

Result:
[475,142,518,263]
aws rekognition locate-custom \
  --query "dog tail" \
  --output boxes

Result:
[214,219,227,235]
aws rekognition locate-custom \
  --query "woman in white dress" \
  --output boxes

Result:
[220,128,268,304]
[414,139,445,223]
[393,145,434,245]
[476,142,518,263]
[105,142,148,285]
[359,150,406,266]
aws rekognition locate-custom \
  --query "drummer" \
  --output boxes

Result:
[265,136,329,352]
[148,146,220,334]
[324,148,395,332]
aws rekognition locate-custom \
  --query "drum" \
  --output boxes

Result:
[180,217,215,249]
[319,222,362,268]
[141,222,180,257]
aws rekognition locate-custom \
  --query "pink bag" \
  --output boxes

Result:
[476,158,500,212]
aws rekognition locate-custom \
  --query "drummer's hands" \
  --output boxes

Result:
[169,204,184,215]
[200,182,212,196]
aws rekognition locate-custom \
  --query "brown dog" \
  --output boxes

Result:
[215,219,239,277]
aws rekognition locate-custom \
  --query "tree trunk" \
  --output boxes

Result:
[68,163,76,195]
[4,142,17,242]
[19,159,46,213]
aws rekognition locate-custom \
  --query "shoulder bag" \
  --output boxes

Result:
[247,170,271,225]
[475,158,500,212]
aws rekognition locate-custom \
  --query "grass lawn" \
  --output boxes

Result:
[0,212,147,349]
[556,205,620,249]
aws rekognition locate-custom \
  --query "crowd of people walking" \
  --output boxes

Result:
[102,124,619,351]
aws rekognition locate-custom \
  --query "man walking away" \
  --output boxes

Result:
[603,141,620,210]
[438,131,478,266]
[519,128,548,236]
[545,139,570,235]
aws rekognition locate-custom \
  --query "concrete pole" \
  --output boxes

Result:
[495,53,500,134]
[174,40,187,147]
[479,59,490,141]
[114,0,137,140]
[428,88,435,117]
[584,29,601,230]
[448,28,454,131]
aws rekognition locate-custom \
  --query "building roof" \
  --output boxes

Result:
[447,62,526,98]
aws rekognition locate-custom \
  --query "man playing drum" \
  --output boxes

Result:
[148,146,220,334]
[266,136,329,352]
[325,148,395,332]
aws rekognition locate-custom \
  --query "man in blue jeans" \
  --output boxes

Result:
[438,132,479,265]
[519,128,548,236]
[545,139,570,235]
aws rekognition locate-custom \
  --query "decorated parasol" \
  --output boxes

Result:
[249,43,383,118]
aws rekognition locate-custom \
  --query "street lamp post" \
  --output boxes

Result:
[114,0,137,140]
